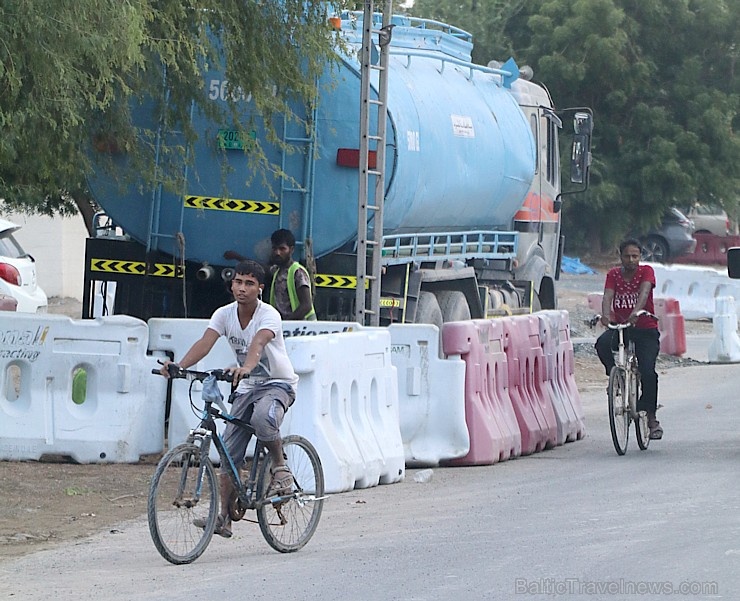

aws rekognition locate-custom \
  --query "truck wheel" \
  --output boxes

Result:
[531,292,542,313]
[416,291,443,329]
[435,290,471,323]
[416,291,444,357]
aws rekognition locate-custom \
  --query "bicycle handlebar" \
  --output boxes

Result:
[587,309,658,329]
[151,363,235,383]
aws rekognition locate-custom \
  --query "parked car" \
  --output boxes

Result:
[0,218,48,312]
[638,207,697,263]
[681,203,738,236]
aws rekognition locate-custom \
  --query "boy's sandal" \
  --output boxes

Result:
[193,514,232,538]
[268,465,294,497]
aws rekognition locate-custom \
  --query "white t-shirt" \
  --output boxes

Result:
[207,300,298,394]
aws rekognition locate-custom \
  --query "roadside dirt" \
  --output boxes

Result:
[0,267,710,560]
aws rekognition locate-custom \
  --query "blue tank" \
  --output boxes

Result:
[87,14,536,266]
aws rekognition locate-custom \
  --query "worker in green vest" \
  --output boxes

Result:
[268,229,316,321]
[223,229,316,320]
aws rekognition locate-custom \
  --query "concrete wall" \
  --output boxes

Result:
[1,211,87,300]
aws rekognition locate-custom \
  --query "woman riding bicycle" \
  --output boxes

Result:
[159,259,298,538]
[595,238,663,440]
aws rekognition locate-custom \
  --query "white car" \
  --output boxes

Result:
[682,203,738,237]
[0,218,48,312]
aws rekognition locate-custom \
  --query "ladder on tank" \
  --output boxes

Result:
[277,82,319,267]
[144,88,192,314]
[355,0,393,326]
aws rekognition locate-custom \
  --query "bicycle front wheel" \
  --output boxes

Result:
[635,410,650,450]
[608,367,630,455]
[147,443,219,565]
[633,373,650,450]
[256,435,325,553]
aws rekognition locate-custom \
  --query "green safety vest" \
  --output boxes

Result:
[270,262,316,320]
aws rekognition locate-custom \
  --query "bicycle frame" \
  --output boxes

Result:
[609,323,639,420]
[186,381,271,511]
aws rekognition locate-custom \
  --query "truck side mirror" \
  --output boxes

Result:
[728,248,740,278]
[570,133,589,184]
[556,107,594,209]
[569,111,592,185]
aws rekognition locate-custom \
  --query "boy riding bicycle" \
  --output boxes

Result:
[159,259,298,538]
[594,238,663,440]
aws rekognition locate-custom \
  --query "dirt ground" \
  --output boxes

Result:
[0,265,710,560]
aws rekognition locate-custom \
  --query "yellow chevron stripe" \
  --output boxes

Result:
[90,259,182,278]
[90,259,145,275]
[314,274,369,289]
[184,196,279,215]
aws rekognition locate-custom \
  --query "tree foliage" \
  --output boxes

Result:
[409,0,740,252]
[3,1,738,253]
[410,0,528,64]
[0,0,344,230]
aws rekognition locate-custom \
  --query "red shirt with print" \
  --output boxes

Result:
[604,264,658,330]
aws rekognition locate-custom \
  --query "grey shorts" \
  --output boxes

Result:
[222,382,295,467]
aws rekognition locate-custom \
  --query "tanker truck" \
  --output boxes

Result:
[82,11,592,325]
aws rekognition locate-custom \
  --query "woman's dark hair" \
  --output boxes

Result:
[619,238,643,255]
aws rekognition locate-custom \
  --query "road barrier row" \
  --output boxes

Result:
[650,263,740,321]
[0,312,587,483]
[673,233,740,267]
[436,312,585,467]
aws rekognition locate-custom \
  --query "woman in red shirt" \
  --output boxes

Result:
[595,239,663,440]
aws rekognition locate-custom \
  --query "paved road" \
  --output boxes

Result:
[3,360,739,601]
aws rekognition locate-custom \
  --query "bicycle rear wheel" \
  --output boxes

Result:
[608,367,630,455]
[147,443,218,564]
[256,435,325,553]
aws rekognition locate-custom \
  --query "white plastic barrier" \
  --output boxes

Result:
[282,328,405,493]
[0,313,163,462]
[281,320,363,338]
[387,324,469,466]
[652,263,740,320]
[708,297,740,363]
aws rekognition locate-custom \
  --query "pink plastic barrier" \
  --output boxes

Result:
[540,310,586,441]
[653,298,686,357]
[441,320,514,465]
[537,312,580,444]
[587,293,686,357]
[479,318,522,459]
[502,315,558,455]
